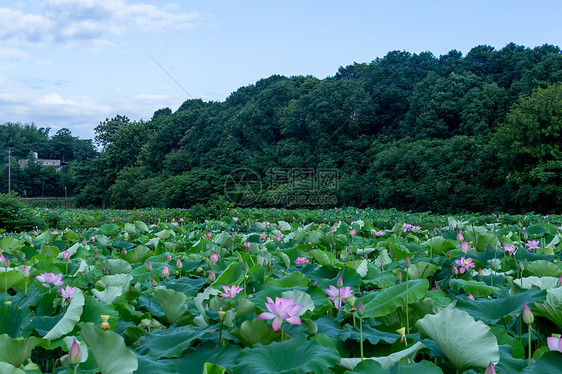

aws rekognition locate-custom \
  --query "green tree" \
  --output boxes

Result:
[493,83,562,211]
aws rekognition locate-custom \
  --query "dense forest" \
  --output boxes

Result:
[2,43,562,213]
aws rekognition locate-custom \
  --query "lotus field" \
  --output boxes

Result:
[2,209,562,373]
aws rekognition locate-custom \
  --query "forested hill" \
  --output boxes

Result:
[3,43,562,213]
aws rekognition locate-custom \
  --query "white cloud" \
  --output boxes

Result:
[0,1,202,53]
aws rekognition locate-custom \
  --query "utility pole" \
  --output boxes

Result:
[7,147,12,193]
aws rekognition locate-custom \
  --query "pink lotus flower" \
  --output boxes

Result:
[455,256,476,274]
[257,297,304,332]
[60,285,76,300]
[374,231,386,236]
[526,240,540,251]
[36,272,64,287]
[244,242,252,248]
[503,245,516,256]
[210,253,219,264]
[206,232,212,239]
[547,336,562,352]
[0,253,9,267]
[468,294,475,300]
[209,268,216,282]
[460,241,470,253]
[274,235,281,242]
[232,217,239,222]
[62,250,71,261]
[349,229,357,236]
[324,285,355,310]
[176,258,183,269]
[456,231,464,242]
[402,223,421,232]
[294,257,309,265]
[218,284,243,299]
[260,235,266,240]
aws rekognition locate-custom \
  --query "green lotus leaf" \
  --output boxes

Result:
[0,362,26,374]
[171,344,240,374]
[534,286,562,326]
[0,269,24,291]
[338,323,401,345]
[494,344,526,374]
[125,246,152,264]
[92,286,122,304]
[137,325,220,359]
[212,262,245,288]
[135,221,150,232]
[350,359,443,373]
[231,318,279,347]
[105,259,133,274]
[516,276,559,290]
[0,305,28,338]
[281,289,314,315]
[0,335,42,367]
[407,261,439,279]
[99,223,120,236]
[79,322,138,374]
[449,279,500,298]
[310,249,331,266]
[230,334,339,374]
[415,307,500,370]
[456,287,546,324]
[44,288,85,340]
[421,236,456,255]
[526,260,562,278]
[151,287,192,324]
[532,351,562,372]
[339,341,425,370]
[363,279,429,318]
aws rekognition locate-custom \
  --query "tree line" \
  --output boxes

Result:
[2,43,562,213]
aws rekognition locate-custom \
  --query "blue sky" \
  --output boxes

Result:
[1,0,561,139]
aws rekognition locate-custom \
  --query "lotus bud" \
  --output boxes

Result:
[478,268,483,278]
[242,261,247,271]
[347,296,356,307]
[122,248,127,255]
[356,300,365,317]
[218,310,226,321]
[209,268,216,282]
[396,271,402,283]
[274,235,281,242]
[162,265,169,278]
[557,274,562,288]
[206,243,210,250]
[210,253,219,264]
[484,362,497,374]
[380,264,384,272]
[263,259,267,266]
[151,278,157,287]
[22,265,30,278]
[456,231,464,242]
[146,259,153,271]
[460,241,469,253]
[176,258,183,269]
[337,275,344,288]
[166,254,172,261]
[519,260,525,272]
[207,232,212,239]
[452,265,459,275]
[62,250,71,261]
[522,303,534,324]
[404,256,411,269]
[68,338,82,365]
[524,231,528,240]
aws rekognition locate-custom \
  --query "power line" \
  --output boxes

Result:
[148,54,194,99]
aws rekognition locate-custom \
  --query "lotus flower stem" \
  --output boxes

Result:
[359,317,364,361]
[528,324,532,369]
[148,275,152,318]
[4,271,7,304]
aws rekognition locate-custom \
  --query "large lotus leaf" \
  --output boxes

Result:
[125,246,152,264]
[267,272,309,288]
[456,287,546,324]
[0,334,42,367]
[0,362,25,374]
[105,259,133,274]
[526,260,562,277]
[0,305,28,338]
[172,344,240,374]
[534,286,562,326]
[212,262,245,288]
[495,344,526,374]
[449,279,500,298]
[231,319,279,347]
[0,237,23,252]
[363,279,429,318]
[421,236,456,255]
[415,307,499,370]
[531,351,562,372]
[230,334,339,374]
[151,287,192,324]
[137,325,220,359]
[99,223,120,236]
[364,263,398,288]
[350,359,443,373]
[407,262,439,279]
[96,274,133,293]
[338,324,402,345]
[310,249,333,266]
[281,289,314,315]
[165,277,205,298]
[339,341,425,370]
[79,322,138,374]
[44,288,85,340]
[92,286,122,304]
[516,276,559,290]
[0,269,24,291]
[80,295,119,327]
[462,227,499,252]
